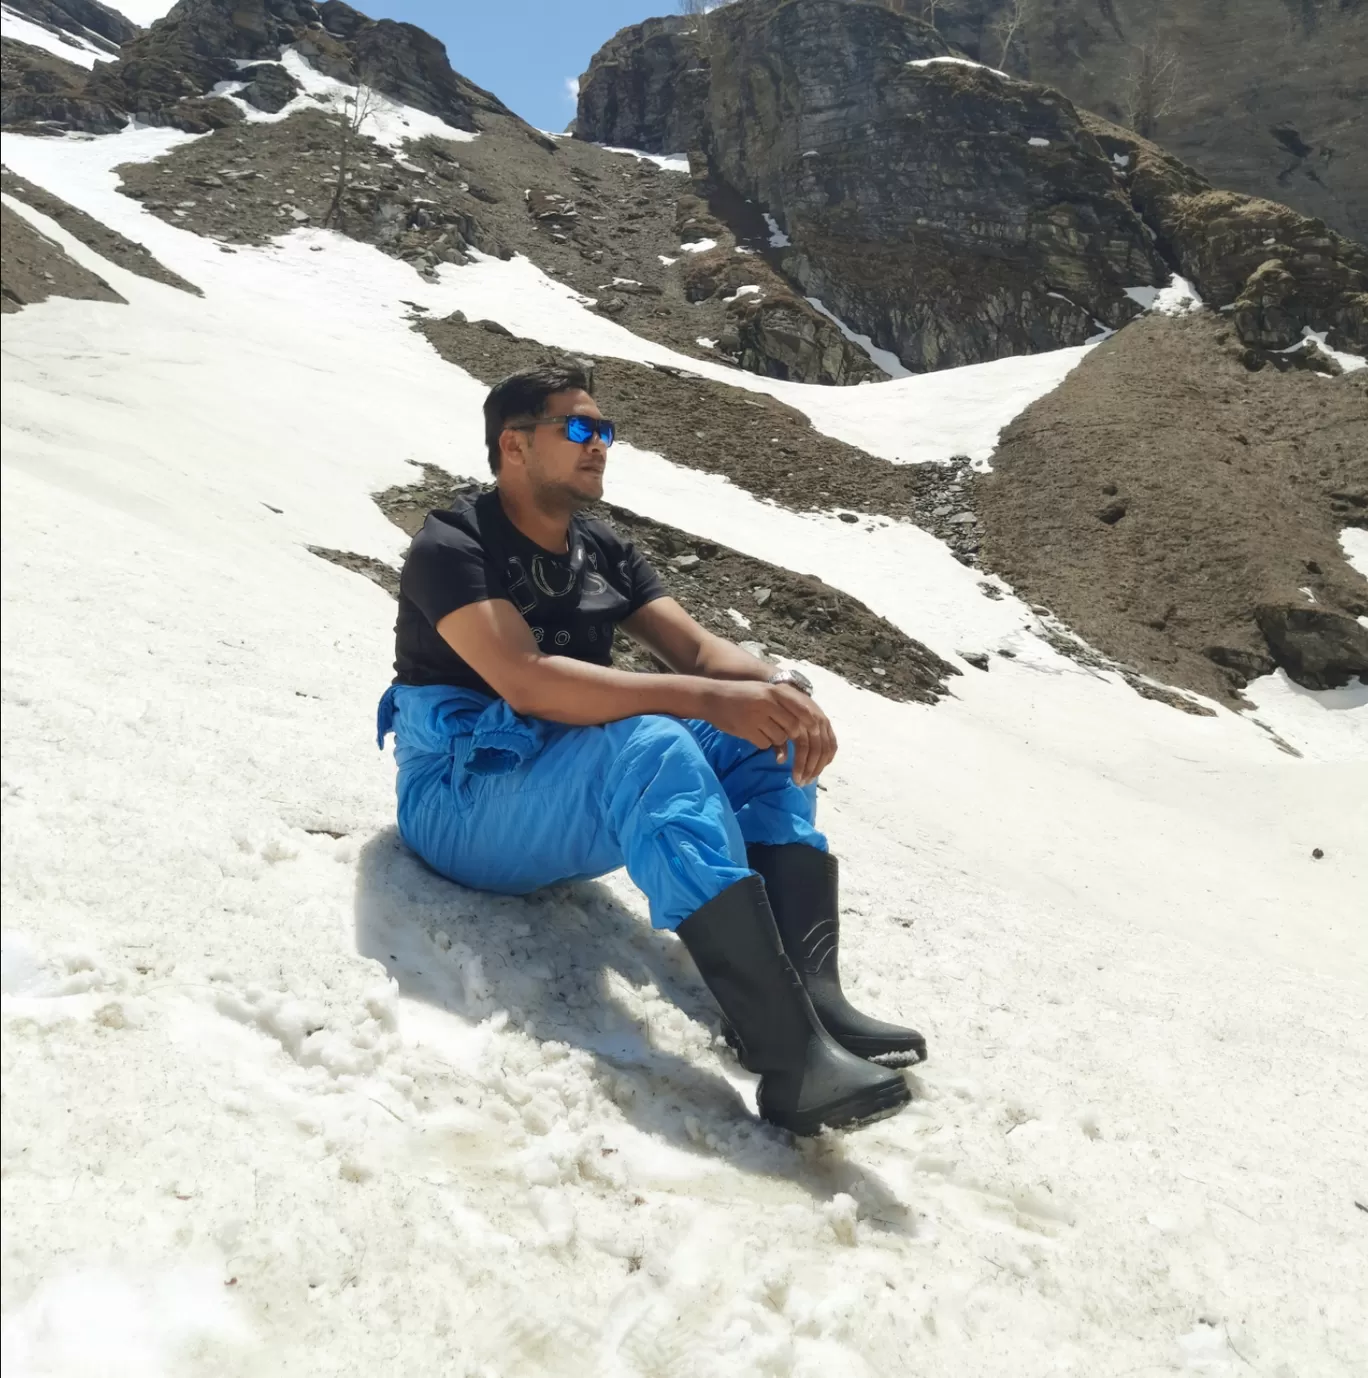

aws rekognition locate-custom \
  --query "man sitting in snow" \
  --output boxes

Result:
[377,363,923,1135]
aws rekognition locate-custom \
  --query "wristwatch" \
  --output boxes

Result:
[769,668,814,697]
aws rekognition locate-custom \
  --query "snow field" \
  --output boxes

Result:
[2,115,1367,1378]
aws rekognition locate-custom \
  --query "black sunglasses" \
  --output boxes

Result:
[513,415,616,447]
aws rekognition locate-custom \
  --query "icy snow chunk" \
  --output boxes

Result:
[1,931,50,995]
[727,607,752,630]
[1112,152,1131,168]
[1175,1320,1238,1370]
[680,238,717,254]
[1028,137,1051,147]
[657,254,678,265]
[696,337,717,348]
[763,213,791,248]
[822,1193,860,1246]
[1126,275,1202,315]
[722,284,761,302]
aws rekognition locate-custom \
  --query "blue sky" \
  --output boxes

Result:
[358,1,675,133]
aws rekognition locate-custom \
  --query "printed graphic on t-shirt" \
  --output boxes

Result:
[393,492,666,695]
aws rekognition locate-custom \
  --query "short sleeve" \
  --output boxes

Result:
[400,521,495,627]
[623,541,667,615]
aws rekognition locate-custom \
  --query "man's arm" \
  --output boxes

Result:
[435,598,835,784]
[621,596,776,683]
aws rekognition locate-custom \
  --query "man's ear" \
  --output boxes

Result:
[499,426,527,470]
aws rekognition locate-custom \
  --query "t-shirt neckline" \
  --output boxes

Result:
[483,489,582,561]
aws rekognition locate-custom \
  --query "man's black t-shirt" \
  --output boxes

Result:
[394,491,667,694]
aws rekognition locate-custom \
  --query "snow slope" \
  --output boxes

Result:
[3,119,1366,1378]
[0,3,114,66]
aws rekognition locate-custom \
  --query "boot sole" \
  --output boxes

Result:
[767,1074,912,1138]
[724,1022,928,1071]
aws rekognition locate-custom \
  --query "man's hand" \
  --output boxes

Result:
[701,681,837,786]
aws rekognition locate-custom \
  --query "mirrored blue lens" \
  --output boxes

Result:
[564,416,614,447]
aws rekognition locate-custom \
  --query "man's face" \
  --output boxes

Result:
[515,389,607,508]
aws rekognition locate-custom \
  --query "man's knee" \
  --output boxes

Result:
[609,713,709,772]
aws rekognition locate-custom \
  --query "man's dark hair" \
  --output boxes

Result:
[483,362,592,475]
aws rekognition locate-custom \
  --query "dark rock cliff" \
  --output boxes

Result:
[920,0,1368,248]
[575,13,710,153]
[576,0,1365,371]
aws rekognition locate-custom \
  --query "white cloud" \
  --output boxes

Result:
[564,76,579,103]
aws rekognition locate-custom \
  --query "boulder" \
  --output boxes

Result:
[575,14,709,153]
[238,60,299,114]
[1254,605,1368,691]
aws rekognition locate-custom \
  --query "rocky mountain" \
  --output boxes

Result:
[3,0,519,134]
[583,1,1368,247]
[576,0,1365,377]
[3,0,1366,706]
[919,0,1368,247]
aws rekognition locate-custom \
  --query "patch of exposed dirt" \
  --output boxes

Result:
[359,465,958,705]
[977,311,1368,706]
[413,310,982,543]
[110,104,876,383]
[1,199,124,311]
[307,546,399,598]
[2,167,201,295]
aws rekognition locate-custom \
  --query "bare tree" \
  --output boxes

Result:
[323,81,377,232]
[990,0,1032,69]
[1122,41,1183,139]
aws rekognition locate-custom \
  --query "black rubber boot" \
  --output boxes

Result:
[676,875,910,1136]
[747,843,928,1065]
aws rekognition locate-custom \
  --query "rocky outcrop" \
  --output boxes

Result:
[5,0,139,54]
[574,13,709,152]
[1254,606,1368,692]
[0,35,102,131]
[4,0,522,137]
[680,244,883,385]
[577,0,1366,374]
[696,0,1166,372]
[975,310,1368,706]
[919,0,1368,247]
[237,60,299,113]
[1083,114,1367,353]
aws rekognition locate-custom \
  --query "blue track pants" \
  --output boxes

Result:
[377,684,827,929]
